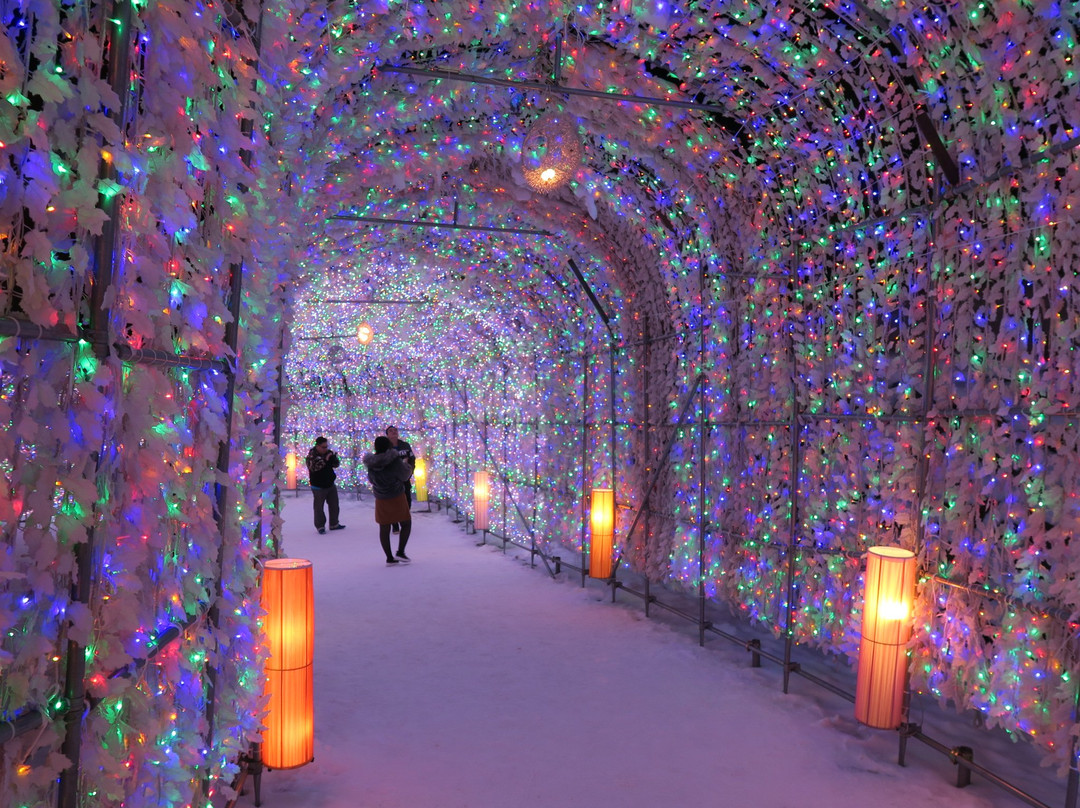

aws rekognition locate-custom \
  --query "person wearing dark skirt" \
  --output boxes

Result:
[362,435,414,564]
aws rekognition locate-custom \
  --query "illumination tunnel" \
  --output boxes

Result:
[0,1,1078,805]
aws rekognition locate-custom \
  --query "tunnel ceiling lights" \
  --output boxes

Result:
[322,298,431,305]
[329,211,552,237]
[380,63,743,119]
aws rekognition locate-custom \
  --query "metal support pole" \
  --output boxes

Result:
[609,337,616,490]
[608,336,617,597]
[271,329,287,555]
[451,379,460,518]
[205,252,244,753]
[698,379,708,646]
[748,638,762,667]
[643,319,652,618]
[581,351,588,588]
[501,365,508,543]
[464,384,470,523]
[697,254,709,647]
[58,2,134,805]
[955,746,974,788]
[782,253,801,694]
[903,182,941,731]
[532,417,539,567]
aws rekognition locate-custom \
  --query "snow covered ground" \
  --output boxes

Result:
[240,493,1064,808]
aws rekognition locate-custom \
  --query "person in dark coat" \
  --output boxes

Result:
[362,435,414,564]
[385,425,416,534]
[305,436,345,534]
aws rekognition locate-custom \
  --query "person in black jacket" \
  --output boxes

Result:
[305,436,345,534]
[363,435,413,564]
[385,425,416,534]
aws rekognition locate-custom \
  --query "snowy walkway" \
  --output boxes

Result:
[245,494,1046,808]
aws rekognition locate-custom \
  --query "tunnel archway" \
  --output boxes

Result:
[0,2,1078,805]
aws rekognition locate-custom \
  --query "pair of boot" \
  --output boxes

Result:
[386,550,410,565]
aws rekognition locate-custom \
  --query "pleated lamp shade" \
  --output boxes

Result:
[414,456,428,502]
[589,488,615,579]
[285,451,297,490]
[261,558,314,769]
[855,546,917,729]
[473,471,490,531]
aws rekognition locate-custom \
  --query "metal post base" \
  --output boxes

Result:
[747,638,761,667]
[898,722,918,767]
[225,748,263,808]
[954,745,973,788]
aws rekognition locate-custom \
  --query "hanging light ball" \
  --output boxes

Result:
[521,113,582,193]
[326,343,346,366]
[356,322,374,345]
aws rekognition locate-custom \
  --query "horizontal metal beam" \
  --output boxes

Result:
[381,64,738,117]
[0,316,88,343]
[329,212,551,237]
[0,316,227,372]
[323,298,430,305]
[114,344,227,372]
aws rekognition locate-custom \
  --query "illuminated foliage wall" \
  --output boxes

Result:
[2,0,1080,805]
[282,0,1080,777]
[0,2,296,805]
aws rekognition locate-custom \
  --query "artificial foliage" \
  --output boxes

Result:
[1,0,1080,805]
[284,0,1080,780]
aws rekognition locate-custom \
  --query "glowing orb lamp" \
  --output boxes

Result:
[261,558,314,769]
[356,322,374,345]
[522,113,582,193]
[855,546,917,729]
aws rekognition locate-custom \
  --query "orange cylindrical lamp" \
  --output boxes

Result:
[588,487,615,579]
[473,470,490,531]
[414,456,428,503]
[285,451,297,490]
[855,546,917,729]
[356,322,374,345]
[261,558,314,769]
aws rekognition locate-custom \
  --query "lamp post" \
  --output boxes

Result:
[589,487,615,580]
[855,546,917,729]
[414,455,429,510]
[284,451,297,491]
[473,470,490,535]
[261,558,315,770]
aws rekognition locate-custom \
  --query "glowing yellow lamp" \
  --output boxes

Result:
[261,558,314,770]
[413,456,428,503]
[588,487,615,579]
[356,322,374,345]
[855,546,917,729]
[473,471,490,531]
[285,451,297,490]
